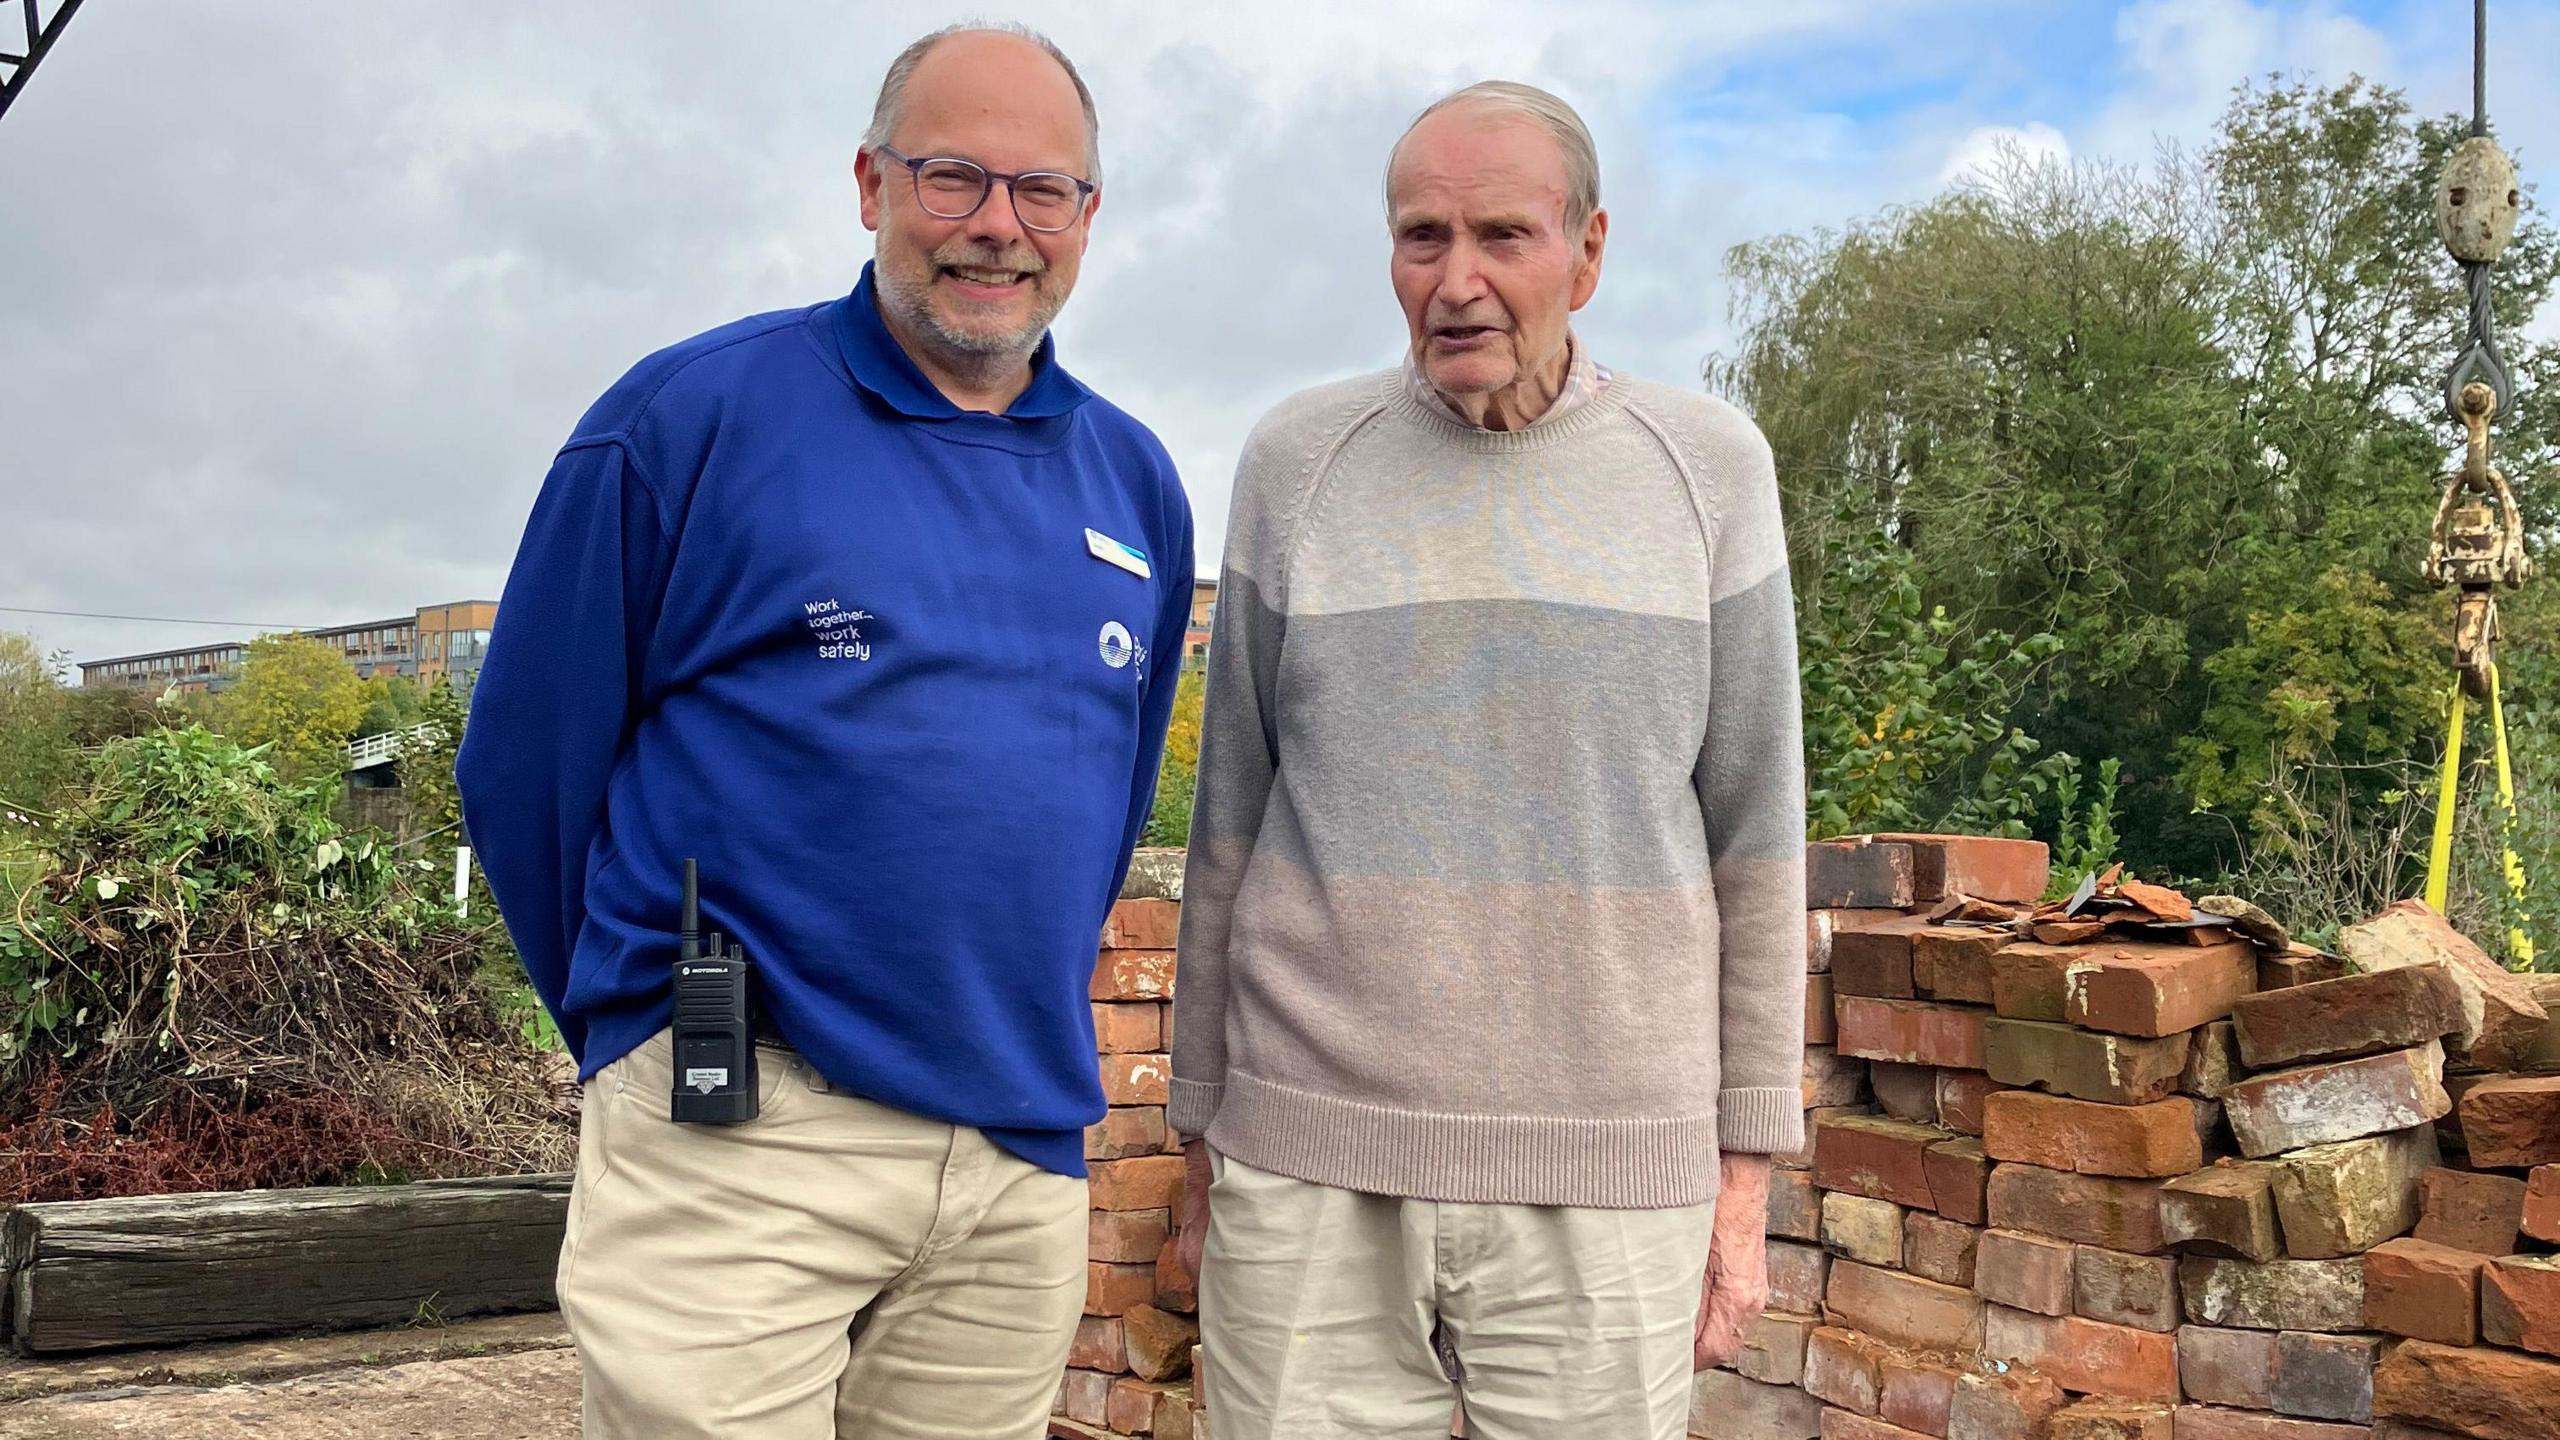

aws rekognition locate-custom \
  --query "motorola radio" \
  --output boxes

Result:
[671,858,759,1125]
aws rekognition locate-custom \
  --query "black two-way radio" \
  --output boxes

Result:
[670,858,759,1125]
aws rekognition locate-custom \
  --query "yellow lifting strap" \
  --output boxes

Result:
[2424,662,2533,965]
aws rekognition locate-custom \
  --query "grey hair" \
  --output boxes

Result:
[1387,80,1599,231]
[861,22,1102,185]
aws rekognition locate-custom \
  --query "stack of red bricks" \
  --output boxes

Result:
[1055,854,1204,1440]
[1697,834,2560,1440]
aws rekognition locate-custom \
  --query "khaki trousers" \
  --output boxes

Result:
[559,1029,1087,1440]
[1199,1154,1713,1440]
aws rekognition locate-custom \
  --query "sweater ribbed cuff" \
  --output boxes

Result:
[1717,1086,1805,1155]
[1168,1077,1225,1140]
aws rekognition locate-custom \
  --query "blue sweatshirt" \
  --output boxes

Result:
[458,264,1194,1177]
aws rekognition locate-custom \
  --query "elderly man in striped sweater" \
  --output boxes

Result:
[1168,79,1810,1440]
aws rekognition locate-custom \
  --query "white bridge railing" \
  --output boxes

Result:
[346,722,438,771]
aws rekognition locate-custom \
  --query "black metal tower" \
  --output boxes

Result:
[0,0,84,124]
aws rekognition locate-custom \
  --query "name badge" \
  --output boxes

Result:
[1086,528,1152,580]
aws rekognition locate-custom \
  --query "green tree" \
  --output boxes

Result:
[219,634,369,783]
[405,678,468,836]
[0,632,74,812]
[1711,76,2557,879]
[356,674,426,740]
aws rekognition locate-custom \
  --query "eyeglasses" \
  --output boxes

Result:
[874,145,1095,234]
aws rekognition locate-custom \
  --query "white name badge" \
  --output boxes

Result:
[1086,528,1152,579]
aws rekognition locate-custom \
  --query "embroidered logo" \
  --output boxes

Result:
[804,598,874,662]
[1098,620,1142,671]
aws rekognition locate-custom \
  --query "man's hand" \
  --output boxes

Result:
[1175,1140,1214,1280]
[1694,1151,1773,1371]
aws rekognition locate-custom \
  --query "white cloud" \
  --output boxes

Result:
[1940,122,2072,184]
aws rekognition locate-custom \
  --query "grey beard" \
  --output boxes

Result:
[873,240,1060,370]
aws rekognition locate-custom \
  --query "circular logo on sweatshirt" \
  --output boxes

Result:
[1098,621,1137,669]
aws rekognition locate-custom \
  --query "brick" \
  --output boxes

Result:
[1982,1017,2190,1106]
[1091,1207,1171,1264]
[2177,1325,2277,1408]
[1805,1326,1890,1413]
[2414,1165,2528,1252]
[2182,1021,2246,1100]
[1124,1303,1197,1381]
[1982,1305,2181,1401]
[1691,1368,1827,1440]
[1816,1115,1949,1209]
[1935,1070,1997,1135]
[2259,950,2351,991]
[1975,1229,2075,1315]
[1786,1105,1874,1170]
[1926,1138,1993,1224]
[2369,1422,2466,1440]
[2373,1339,2560,1440]
[1821,1410,1934,1440]
[2525,1165,2560,1245]
[2159,1164,2283,1261]
[2271,1330,2381,1422]
[2339,899,2549,1069]
[1814,909,1916,974]
[1873,1062,1940,1123]
[1915,926,2005,1004]
[1087,1105,1172,1161]
[1838,997,1990,1069]
[1101,1052,1172,1106]
[1823,1192,1908,1267]
[2048,1400,2169,1440]
[2073,1245,2178,1332]
[1947,1367,2067,1440]
[1991,943,2078,1022]
[1093,948,1177,1001]
[1878,1355,1961,1436]
[2362,1237,2487,1346]
[2063,941,2258,1037]
[1808,972,1840,1044]
[1823,1261,1988,1351]
[1984,1092,2203,1178]
[1769,1239,1833,1314]
[2523,973,2560,1070]
[2482,1254,2560,1356]
[2231,963,2466,1069]
[1904,1212,1981,1287]
[1733,1310,1822,1386]
[1807,1048,1875,1109]
[1154,1387,1194,1440]
[2223,1045,2451,1157]
[2270,1125,2439,1258]
[1837,924,1927,998]
[1060,1368,1112,1425]
[1070,1315,1127,1372]
[2459,1076,2560,1167]
[1987,1163,2166,1252]
[1087,1261,1156,1316]
[1104,898,1182,949]
[1155,1233,1197,1313]
[2169,1411,2371,1440]
[1811,840,1919,910]
[1109,1376,1174,1433]
[2179,1257,2366,1332]
[1092,1155,1186,1211]
[1772,1166,1826,1241]
[1094,1001,1163,1054]
[1864,833,2051,903]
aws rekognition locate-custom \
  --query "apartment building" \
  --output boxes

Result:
[80,599,498,693]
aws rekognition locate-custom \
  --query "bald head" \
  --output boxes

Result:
[1387,81,1597,233]
[863,24,1101,183]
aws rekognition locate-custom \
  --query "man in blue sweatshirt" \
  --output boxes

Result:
[458,24,1192,1439]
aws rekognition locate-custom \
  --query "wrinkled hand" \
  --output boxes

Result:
[1694,1152,1773,1371]
[1176,1140,1214,1280]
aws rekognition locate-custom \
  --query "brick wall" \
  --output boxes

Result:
[1067,841,2560,1440]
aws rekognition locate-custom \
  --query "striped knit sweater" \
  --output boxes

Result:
[1168,363,1809,1209]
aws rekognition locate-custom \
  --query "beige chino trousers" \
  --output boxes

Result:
[1199,1154,1714,1440]
[558,1029,1087,1440]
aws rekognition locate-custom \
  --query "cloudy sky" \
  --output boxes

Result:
[4,1,2555,671]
